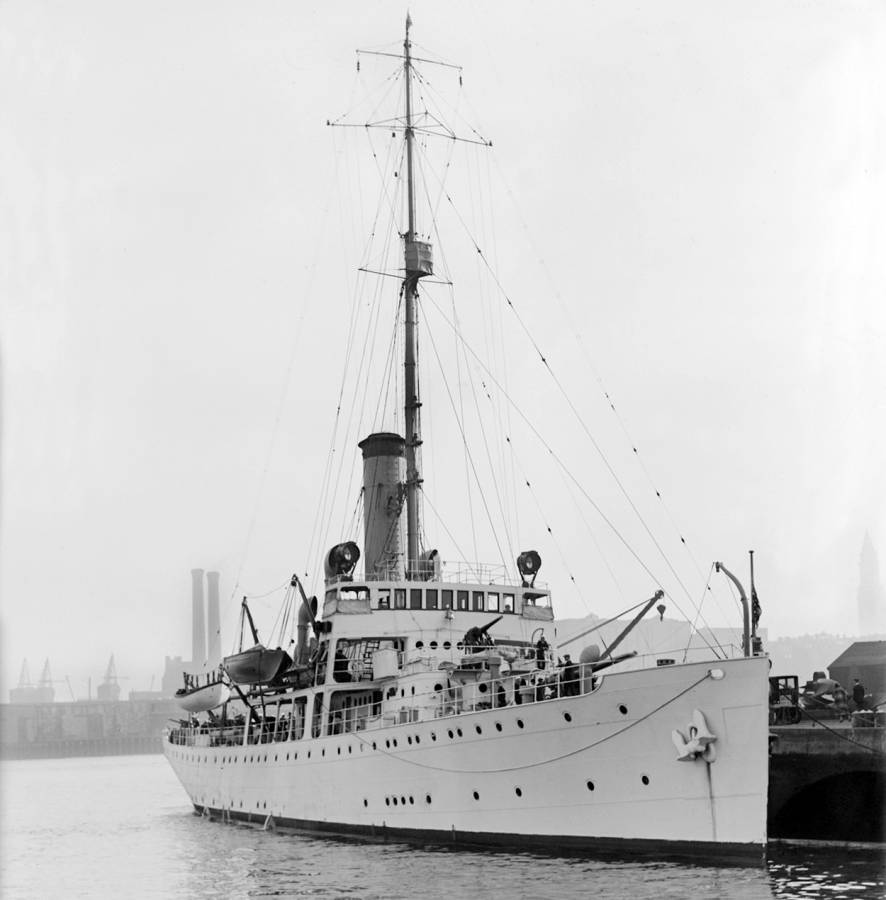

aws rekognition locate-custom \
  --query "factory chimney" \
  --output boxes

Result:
[358,432,406,580]
[206,571,222,665]
[191,568,206,668]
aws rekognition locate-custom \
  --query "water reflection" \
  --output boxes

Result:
[3,756,883,900]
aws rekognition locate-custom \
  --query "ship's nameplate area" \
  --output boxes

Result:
[322,582,553,622]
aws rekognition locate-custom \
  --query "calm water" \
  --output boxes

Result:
[1,755,883,899]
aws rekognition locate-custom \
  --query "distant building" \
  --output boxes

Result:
[858,532,886,634]
[828,641,886,700]
[95,655,121,702]
[9,659,54,704]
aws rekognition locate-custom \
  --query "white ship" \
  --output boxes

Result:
[165,17,770,862]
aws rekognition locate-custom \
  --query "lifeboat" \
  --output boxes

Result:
[175,678,231,713]
[175,667,231,713]
[224,644,291,685]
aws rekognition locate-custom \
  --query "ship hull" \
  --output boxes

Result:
[165,655,769,861]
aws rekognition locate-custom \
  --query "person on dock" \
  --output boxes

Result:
[852,678,866,710]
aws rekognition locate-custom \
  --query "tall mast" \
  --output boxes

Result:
[402,12,431,578]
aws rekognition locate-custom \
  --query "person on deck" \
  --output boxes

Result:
[535,634,550,670]
[560,654,580,697]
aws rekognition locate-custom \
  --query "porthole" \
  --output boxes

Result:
[516,719,525,729]
[409,796,414,804]
[322,749,326,757]
[415,735,421,744]
[434,683,443,692]
[563,712,572,723]
[430,732,437,741]
[416,640,424,649]
[495,722,502,732]
[263,801,267,809]
[386,797,391,806]
[587,780,595,791]
[274,754,278,761]
[472,791,480,801]
[426,794,432,804]
[337,747,341,755]
[393,739,398,748]
[478,682,488,693]
[363,799,368,807]
[475,725,482,735]
[430,641,438,649]
[448,730,454,739]
[400,796,406,805]
[443,641,451,650]
[286,753,290,761]
[348,745,352,754]
[456,728,463,737]
[641,774,650,785]
[407,736,413,745]
[515,787,523,797]
[386,740,391,749]
[393,797,398,805]
[372,742,377,750]
[307,751,311,758]
[619,704,628,715]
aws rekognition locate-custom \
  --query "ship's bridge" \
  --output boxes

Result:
[322,562,552,622]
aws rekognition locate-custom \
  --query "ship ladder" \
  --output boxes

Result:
[360,640,381,681]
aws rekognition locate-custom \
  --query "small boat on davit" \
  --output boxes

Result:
[223,598,292,686]
[175,668,231,713]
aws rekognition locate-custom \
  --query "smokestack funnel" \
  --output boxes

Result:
[191,568,206,668]
[358,432,406,580]
[206,571,222,665]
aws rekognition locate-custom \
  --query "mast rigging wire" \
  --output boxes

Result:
[422,293,723,658]
[487,151,735,618]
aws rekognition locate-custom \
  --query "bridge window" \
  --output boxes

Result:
[426,589,438,609]
[457,590,469,610]
[488,592,500,612]
[410,589,422,610]
[503,593,515,613]
[377,589,391,609]
[442,590,453,609]
[394,589,406,609]
[472,591,485,612]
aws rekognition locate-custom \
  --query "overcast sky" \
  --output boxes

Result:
[2,1,884,697]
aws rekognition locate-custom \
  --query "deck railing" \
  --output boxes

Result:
[168,662,592,749]
[328,559,548,590]
[166,648,747,750]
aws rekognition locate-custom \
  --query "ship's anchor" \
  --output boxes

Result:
[671,709,717,763]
